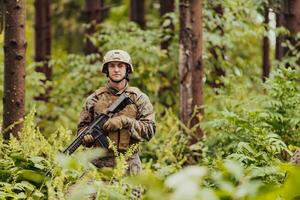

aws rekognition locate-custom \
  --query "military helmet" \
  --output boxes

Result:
[102,49,133,73]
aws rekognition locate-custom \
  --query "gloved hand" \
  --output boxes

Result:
[83,134,95,146]
[103,115,132,132]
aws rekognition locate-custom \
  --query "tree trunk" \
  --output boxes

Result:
[84,0,103,55]
[179,0,204,142]
[284,0,300,66]
[283,0,300,34]
[3,0,27,139]
[276,0,300,63]
[275,7,285,60]
[130,0,145,29]
[34,0,51,101]
[160,0,174,15]
[160,0,174,50]
[262,6,270,81]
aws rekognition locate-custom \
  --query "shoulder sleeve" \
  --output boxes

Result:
[77,93,98,134]
[126,87,155,121]
[136,93,155,122]
[126,88,156,141]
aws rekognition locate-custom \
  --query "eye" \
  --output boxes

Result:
[118,63,126,68]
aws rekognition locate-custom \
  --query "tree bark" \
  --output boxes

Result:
[160,0,174,15]
[130,0,145,29]
[3,0,27,139]
[34,0,52,101]
[159,0,175,50]
[283,0,300,34]
[275,6,285,60]
[276,0,300,63]
[84,0,103,55]
[179,0,204,142]
[262,6,270,81]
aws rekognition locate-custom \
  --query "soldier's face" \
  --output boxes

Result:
[107,61,127,82]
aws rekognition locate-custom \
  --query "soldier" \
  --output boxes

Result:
[77,49,156,175]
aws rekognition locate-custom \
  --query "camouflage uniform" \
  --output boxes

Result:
[290,148,300,166]
[77,83,155,175]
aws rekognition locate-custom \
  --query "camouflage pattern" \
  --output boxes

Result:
[77,83,155,174]
[102,49,133,73]
[126,152,142,175]
[290,148,300,166]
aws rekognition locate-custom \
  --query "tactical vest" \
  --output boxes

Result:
[93,86,141,151]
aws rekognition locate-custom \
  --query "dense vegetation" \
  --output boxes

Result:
[1,0,300,199]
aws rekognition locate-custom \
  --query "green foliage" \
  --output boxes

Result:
[92,21,179,111]
[204,0,265,86]
[92,22,166,90]
[202,66,300,184]
[1,60,300,200]
[0,110,53,199]
[128,160,300,200]
[255,164,300,200]
[32,20,180,133]
[36,53,106,133]
[141,109,189,176]
[1,0,300,199]
[51,0,85,53]
[264,67,300,145]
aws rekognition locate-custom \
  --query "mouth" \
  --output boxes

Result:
[110,74,123,80]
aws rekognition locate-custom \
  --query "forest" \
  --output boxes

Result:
[1,0,300,199]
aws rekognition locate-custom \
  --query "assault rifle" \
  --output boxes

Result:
[63,93,133,155]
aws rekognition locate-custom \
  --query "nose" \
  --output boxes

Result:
[113,65,120,71]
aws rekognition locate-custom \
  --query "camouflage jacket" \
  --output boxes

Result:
[77,83,156,151]
[290,148,300,166]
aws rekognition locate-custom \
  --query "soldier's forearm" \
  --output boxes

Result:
[127,118,156,141]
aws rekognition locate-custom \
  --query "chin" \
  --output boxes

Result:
[111,78,123,82]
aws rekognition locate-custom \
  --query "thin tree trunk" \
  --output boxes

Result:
[275,6,285,60]
[160,0,174,15]
[284,0,300,66]
[179,0,204,142]
[34,0,51,101]
[3,0,27,139]
[84,0,103,55]
[160,0,174,50]
[276,0,300,64]
[130,0,145,29]
[262,6,270,81]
